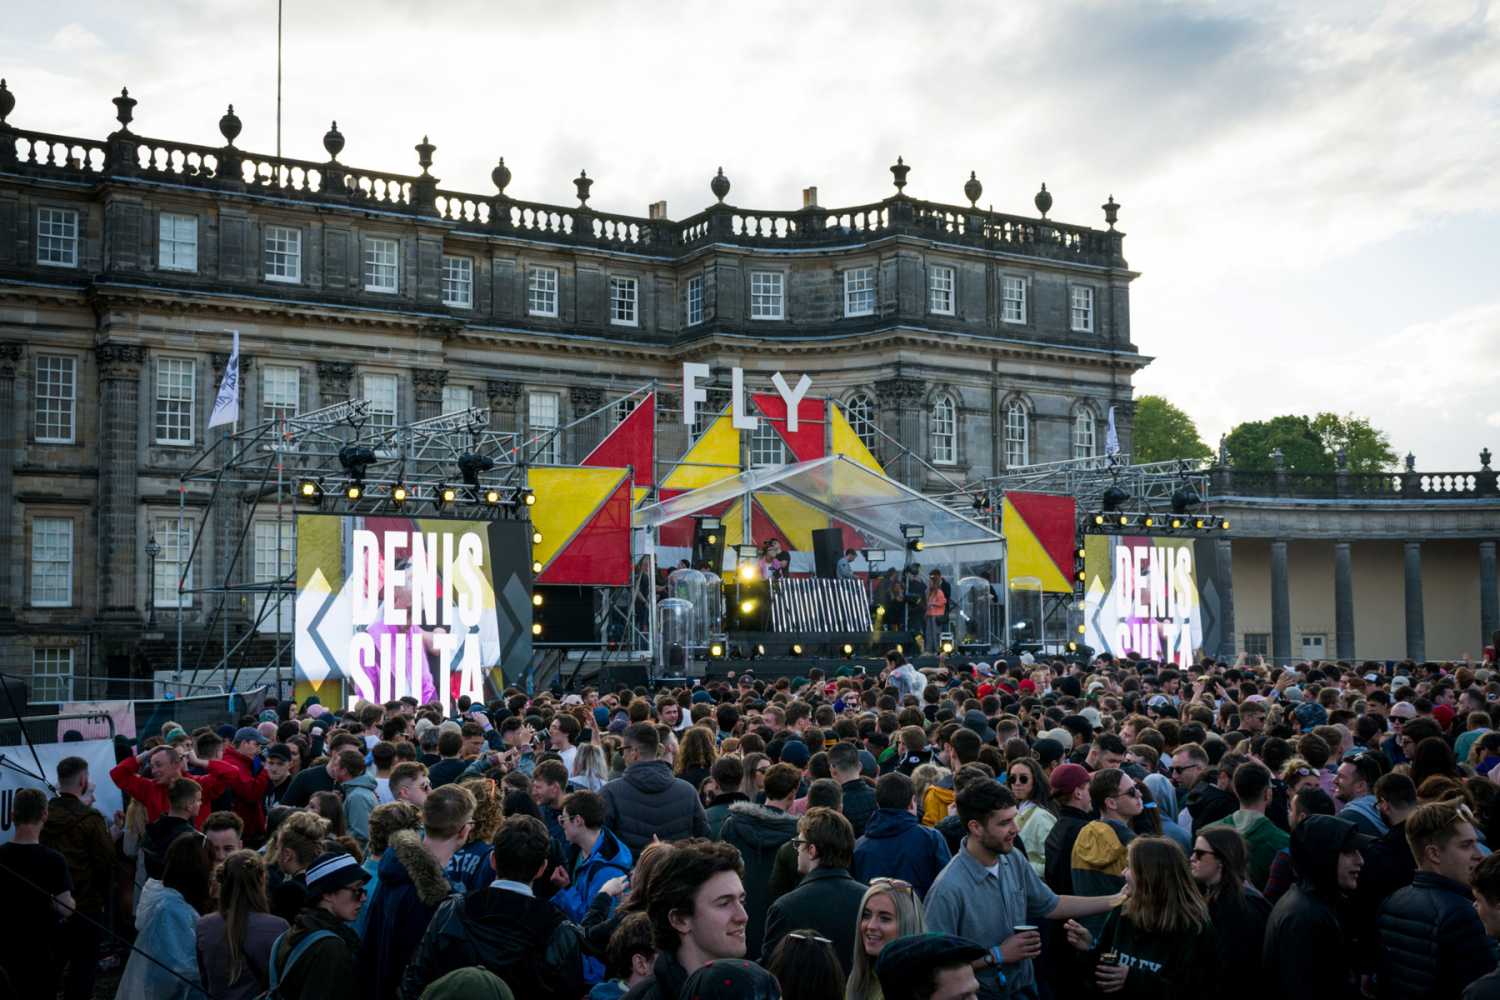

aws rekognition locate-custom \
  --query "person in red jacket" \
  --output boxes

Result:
[222,727,273,844]
[109,743,238,827]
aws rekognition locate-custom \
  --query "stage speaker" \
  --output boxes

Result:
[533,586,596,644]
[692,517,727,572]
[812,528,844,579]
[602,664,649,690]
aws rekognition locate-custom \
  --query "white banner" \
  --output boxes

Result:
[0,739,122,844]
[59,701,137,741]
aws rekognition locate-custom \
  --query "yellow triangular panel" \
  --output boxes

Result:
[831,404,883,473]
[721,500,747,548]
[632,487,650,509]
[757,494,829,551]
[1001,497,1072,593]
[529,467,630,570]
[662,411,740,491]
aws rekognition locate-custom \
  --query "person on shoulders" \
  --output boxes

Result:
[1377,801,1496,998]
[399,814,586,999]
[268,851,368,1000]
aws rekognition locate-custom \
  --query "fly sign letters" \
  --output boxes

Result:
[682,363,813,432]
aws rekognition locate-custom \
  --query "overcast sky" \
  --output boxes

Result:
[5,1,1497,470]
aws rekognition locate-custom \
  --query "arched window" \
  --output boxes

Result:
[845,393,877,449]
[749,421,787,468]
[1004,401,1029,468]
[930,394,957,465]
[1073,408,1097,459]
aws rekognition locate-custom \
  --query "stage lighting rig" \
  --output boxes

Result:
[339,444,377,499]
[297,479,323,503]
[1171,485,1201,514]
[521,489,536,507]
[435,484,458,508]
[391,484,409,505]
[458,452,496,487]
[1101,485,1130,511]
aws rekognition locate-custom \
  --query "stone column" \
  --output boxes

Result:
[1270,540,1291,666]
[0,343,23,622]
[1481,541,1499,650]
[95,343,146,615]
[874,375,924,487]
[316,360,353,407]
[570,386,605,464]
[412,369,447,422]
[1404,540,1425,661]
[1215,537,1235,660]
[1334,541,1356,660]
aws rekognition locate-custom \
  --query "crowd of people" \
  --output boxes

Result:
[6,643,1500,999]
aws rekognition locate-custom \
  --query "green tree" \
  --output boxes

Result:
[1310,412,1398,473]
[1223,412,1396,473]
[1130,395,1213,464]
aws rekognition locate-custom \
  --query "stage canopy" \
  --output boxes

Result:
[634,455,1005,562]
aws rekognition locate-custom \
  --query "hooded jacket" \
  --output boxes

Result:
[340,773,379,851]
[398,882,586,1000]
[41,792,114,913]
[1071,817,1134,938]
[921,778,956,827]
[601,759,709,854]
[114,880,202,1000]
[719,801,798,959]
[1043,804,1092,895]
[361,829,461,1000]
[1182,779,1237,836]
[1263,814,1362,1000]
[1205,808,1290,890]
[1207,883,1271,1000]
[852,806,951,898]
[272,905,361,1000]
[1377,871,1498,999]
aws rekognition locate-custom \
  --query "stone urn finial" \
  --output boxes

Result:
[710,167,730,203]
[1482,447,1493,471]
[890,156,910,192]
[963,171,982,207]
[1271,446,1285,470]
[1102,194,1120,230]
[323,121,345,161]
[492,157,512,195]
[1035,182,1053,218]
[0,79,15,125]
[575,169,593,206]
[415,135,435,176]
[112,86,137,132]
[218,104,242,146]
[1405,451,1416,472]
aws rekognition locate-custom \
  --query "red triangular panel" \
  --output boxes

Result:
[582,392,656,487]
[751,393,826,464]
[1006,491,1078,582]
[539,478,633,585]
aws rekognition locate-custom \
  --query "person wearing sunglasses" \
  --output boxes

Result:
[267,849,369,1000]
[1191,828,1270,1000]
[1070,768,1144,941]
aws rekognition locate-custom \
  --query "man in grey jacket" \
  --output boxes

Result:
[602,722,708,855]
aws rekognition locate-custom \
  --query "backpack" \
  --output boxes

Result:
[256,928,337,1000]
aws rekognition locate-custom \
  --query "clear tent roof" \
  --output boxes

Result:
[633,454,1005,562]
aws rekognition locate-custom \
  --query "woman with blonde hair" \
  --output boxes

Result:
[845,877,925,1000]
[569,741,610,792]
[1065,836,1214,997]
[195,849,289,1000]
[674,725,717,793]
[445,777,501,892]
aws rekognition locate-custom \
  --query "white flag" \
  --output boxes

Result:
[1105,405,1120,457]
[207,330,240,429]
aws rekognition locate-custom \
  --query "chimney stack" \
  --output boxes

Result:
[802,186,819,209]
[648,200,668,220]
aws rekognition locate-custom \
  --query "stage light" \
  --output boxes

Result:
[699,515,723,531]
[531,561,543,574]
[1102,485,1130,511]
[532,593,543,607]
[1171,486,1201,514]
[738,563,758,582]
[1194,518,1206,529]
[791,643,804,655]
[941,639,955,654]
[740,599,757,615]
[1067,640,1078,652]
[1093,514,1105,526]
[900,524,925,541]
[1117,515,1128,526]
[1143,516,1155,528]
[1077,623,1086,634]
[710,642,725,659]
[522,490,536,507]
[755,643,766,656]
[458,452,495,487]
[895,644,904,655]
[875,605,886,617]
[1076,569,1087,582]
[1220,518,1231,530]
[391,484,408,505]
[484,488,501,505]
[531,622,542,636]
[1170,517,1183,529]
[298,479,321,501]
[908,539,925,552]
[1077,547,1087,560]
[345,483,362,500]
[707,533,718,545]
[435,484,457,507]
[532,530,543,546]
[339,444,378,479]
[842,643,855,657]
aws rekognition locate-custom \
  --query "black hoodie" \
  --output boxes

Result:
[1263,815,1363,1000]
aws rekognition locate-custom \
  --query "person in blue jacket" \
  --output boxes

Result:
[553,789,633,984]
[852,771,951,898]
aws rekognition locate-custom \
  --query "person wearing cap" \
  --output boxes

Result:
[680,958,783,1000]
[1042,763,1093,896]
[924,781,1125,1000]
[1263,814,1368,1000]
[220,725,272,843]
[270,850,369,1000]
[1376,801,1495,998]
[874,932,985,1000]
